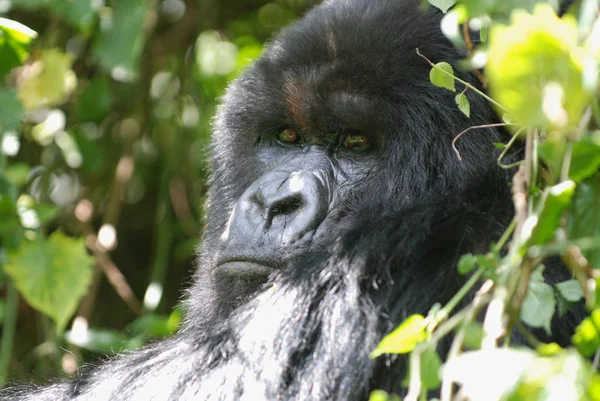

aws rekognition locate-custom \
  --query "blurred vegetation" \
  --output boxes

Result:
[0,0,317,384]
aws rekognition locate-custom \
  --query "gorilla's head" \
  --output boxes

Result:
[185,0,512,398]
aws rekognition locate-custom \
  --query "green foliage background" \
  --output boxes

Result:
[0,0,317,384]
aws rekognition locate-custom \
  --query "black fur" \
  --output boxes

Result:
[1,1,579,400]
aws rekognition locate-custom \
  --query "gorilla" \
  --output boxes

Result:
[1,0,580,400]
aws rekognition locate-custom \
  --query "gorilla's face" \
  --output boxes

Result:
[192,0,508,324]
[186,0,511,397]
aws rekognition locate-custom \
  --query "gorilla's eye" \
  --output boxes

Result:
[343,134,369,149]
[277,129,300,145]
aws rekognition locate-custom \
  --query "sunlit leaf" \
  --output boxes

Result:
[461,0,559,19]
[368,390,401,401]
[429,62,456,92]
[0,17,37,41]
[573,308,600,357]
[443,349,536,401]
[520,267,556,334]
[506,350,592,401]
[370,314,426,357]
[17,49,78,110]
[4,231,94,333]
[536,342,562,356]
[486,4,591,128]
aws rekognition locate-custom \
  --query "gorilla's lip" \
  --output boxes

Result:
[215,260,277,278]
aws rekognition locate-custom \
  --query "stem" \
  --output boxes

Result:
[0,283,18,386]
[441,285,493,401]
[416,48,508,112]
[0,131,5,174]
[593,346,600,371]
[497,127,525,169]
[493,218,517,254]
[451,123,518,161]
[436,268,485,324]
[560,139,574,183]
[405,311,468,401]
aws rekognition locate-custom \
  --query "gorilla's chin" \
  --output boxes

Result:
[201,251,384,400]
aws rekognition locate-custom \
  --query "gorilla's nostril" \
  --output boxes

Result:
[269,194,304,217]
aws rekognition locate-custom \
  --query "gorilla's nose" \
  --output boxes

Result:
[219,170,330,264]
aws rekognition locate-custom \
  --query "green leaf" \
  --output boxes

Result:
[370,314,426,357]
[556,289,576,317]
[47,0,96,32]
[76,77,113,122]
[11,0,96,32]
[34,203,59,225]
[556,280,584,303]
[568,176,600,268]
[94,0,149,81]
[457,253,477,274]
[4,231,94,333]
[420,348,442,390]
[569,136,600,182]
[455,92,470,117]
[493,142,505,149]
[4,162,30,187]
[0,89,24,133]
[476,253,497,270]
[527,180,576,246]
[479,22,488,42]
[429,62,456,92]
[520,267,556,334]
[0,196,23,249]
[126,314,177,338]
[573,308,600,357]
[428,0,456,13]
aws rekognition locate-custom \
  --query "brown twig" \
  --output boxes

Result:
[90,235,143,315]
[461,23,487,88]
[451,123,515,160]
[169,178,202,236]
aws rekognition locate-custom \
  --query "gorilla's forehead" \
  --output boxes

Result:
[264,0,448,82]
[231,0,455,134]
